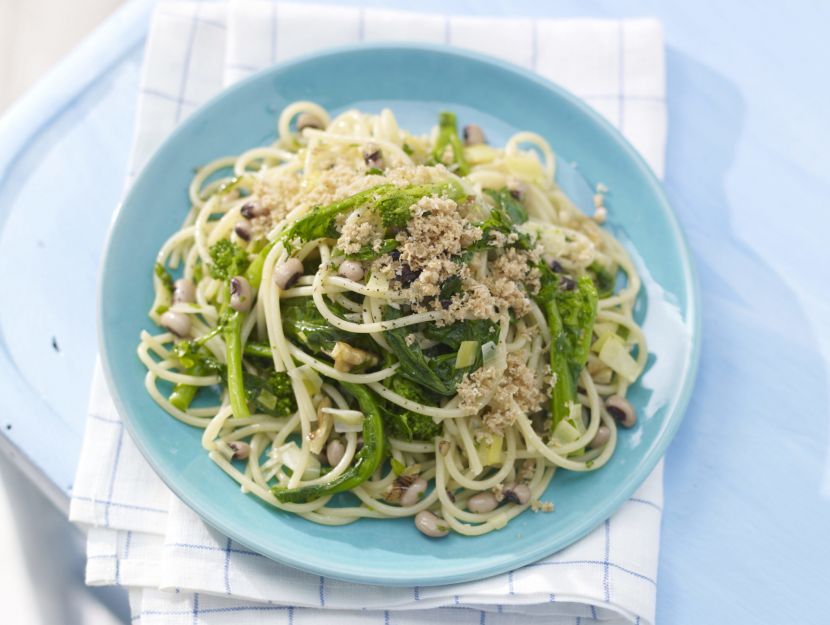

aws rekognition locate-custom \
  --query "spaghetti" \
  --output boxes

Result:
[138,103,647,537]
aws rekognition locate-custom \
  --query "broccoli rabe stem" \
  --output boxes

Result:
[546,301,574,426]
[168,362,207,411]
[245,240,276,289]
[431,112,469,176]
[272,382,385,503]
[167,314,232,411]
[224,310,250,419]
[243,342,274,359]
[535,266,598,429]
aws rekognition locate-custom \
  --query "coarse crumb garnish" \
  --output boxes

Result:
[394,195,482,297]
[458,352,547,440]
[531,500,555,513]
[480,352,546,437]
[442,245,542,323]
[456,365,499,411]
[337,210,385,254]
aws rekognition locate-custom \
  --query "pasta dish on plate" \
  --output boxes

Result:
[137,102,647,538]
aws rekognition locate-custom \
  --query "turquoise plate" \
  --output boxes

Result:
[99,45,700,586]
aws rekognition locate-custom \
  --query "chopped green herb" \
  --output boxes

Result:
[208,240,250,280]
[154,262,174,293]
[345,238,398,261]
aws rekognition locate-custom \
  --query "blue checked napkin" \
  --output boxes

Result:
[70,3,667,623]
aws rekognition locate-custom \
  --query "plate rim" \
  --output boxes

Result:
[97,42,701,586]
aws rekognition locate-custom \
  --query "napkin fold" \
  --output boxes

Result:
[70,3,667,624]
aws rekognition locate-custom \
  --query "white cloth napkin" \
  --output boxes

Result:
[70,3,667,624]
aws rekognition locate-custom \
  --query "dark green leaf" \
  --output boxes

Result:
[374,180,467,229]
[422,318,497,351]
[383,326,453,395]
[282,184,396,249]
[282,181,466,251]
[468,203,533,252]
[382,307,486,396]
[381,375,443,441]
[588,261,617,299]
[242,369,296,416]
[438,275,463,302]
[484,187,528,224]
[345,238,398,261]
[280,297,376,355]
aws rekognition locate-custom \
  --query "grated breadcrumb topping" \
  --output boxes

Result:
[458,353,546,439]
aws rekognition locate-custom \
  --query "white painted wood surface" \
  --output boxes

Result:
[0,2,128,621]
[0,0,125,112]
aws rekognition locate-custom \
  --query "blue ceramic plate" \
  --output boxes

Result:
[99,45,700,586]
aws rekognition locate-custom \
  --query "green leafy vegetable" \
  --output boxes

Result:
[484,187,528,224]
[168,304,248,419]
[382,308,489,396]
[467,201,533,253]
[281,181,466,252]
[534,264,598,427]
[208,239,251,280]
[422,318,498,350]
[169,362,207,411]
[243,342,274,359]
[172,316,227,370]
[169,336,295,417]
[430,112,469,175]
[241,368,295,416]
[280,297,376,355]
[172,340,202,370]
[556,275,599,373]
[383,318,454,396]
[224,311,250,419]
[381,375,443,441]
[344,238,398,261]
[374,181,466,229]
[243,239,276,289]
[273,383,385,503]
[282,184,395,248]
[588,261,617,299]
[438,275,463,302]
